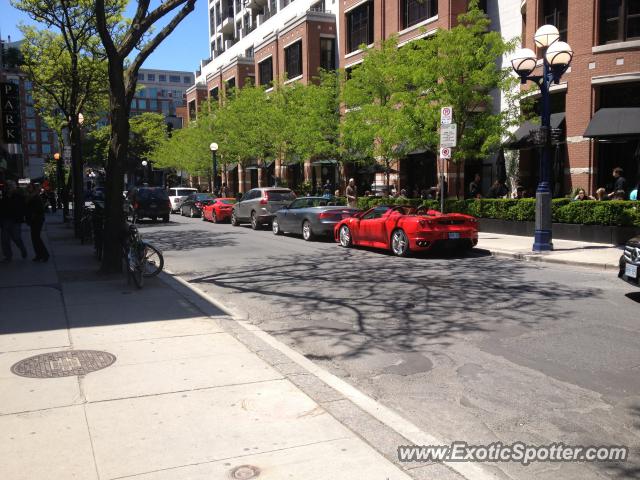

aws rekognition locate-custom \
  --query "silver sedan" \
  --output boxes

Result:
[271,197,359,241]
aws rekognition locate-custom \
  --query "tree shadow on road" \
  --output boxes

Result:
[140,229,240,251]
[188,246,598,360]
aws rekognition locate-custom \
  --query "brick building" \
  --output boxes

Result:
[515,0,640,197]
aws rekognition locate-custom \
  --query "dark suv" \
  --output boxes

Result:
[125,187,171,223]
[231,187,296,229]
[619,235,640,288]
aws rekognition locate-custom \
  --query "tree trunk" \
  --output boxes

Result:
[100,62,130,273]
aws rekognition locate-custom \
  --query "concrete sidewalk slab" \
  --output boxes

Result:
[0,405,98,480]
[477,232,623,270]
[85,381,353,479]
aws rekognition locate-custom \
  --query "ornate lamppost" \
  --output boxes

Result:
[209,142,218,194]
[510,25,573,251]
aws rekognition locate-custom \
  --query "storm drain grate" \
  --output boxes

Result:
[11,350,116,378]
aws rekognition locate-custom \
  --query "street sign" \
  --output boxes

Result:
[440,123,457,147]
[440,106,453,125]
[440,147,452,159]
[63,146,72,167]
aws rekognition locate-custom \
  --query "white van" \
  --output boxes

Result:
[168,187,197,213]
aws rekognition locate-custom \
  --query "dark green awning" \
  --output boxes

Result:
[584,108,640,138]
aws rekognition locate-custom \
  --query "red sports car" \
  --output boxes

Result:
[334,205,478,256]
[202,198,237,223]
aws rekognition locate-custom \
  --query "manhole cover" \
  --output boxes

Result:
[11,350,116,378]
[229,465,260,479]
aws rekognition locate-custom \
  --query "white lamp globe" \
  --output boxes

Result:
[511,48,537,76]
[209,142,218,152]
[534,24,560,48]
[141,160,148,166]
[545,41,573,67]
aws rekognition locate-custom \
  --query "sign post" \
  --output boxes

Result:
[439,107,456,212]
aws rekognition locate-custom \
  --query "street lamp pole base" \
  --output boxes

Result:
[533,188,553,252]
[533,229,553,251]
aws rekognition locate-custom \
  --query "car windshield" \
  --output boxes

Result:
[137,189,168,200]
[175,189,196,196]
[196,194,214,200]
[267,190,296,201]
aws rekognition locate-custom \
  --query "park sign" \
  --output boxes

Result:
[1,82,22,144]
[440,123,457,148]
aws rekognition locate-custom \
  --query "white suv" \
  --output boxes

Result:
[168,187,197,213]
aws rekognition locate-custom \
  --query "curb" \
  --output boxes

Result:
[474,248,620,271]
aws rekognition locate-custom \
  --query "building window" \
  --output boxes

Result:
[26,93,33,105]
[27,119,36,129]
[138,89,146,98]
[150,100,158,110]
[401,0,437,29]
[42,144,51,154]
[169,75,181,83]
[188,100,196,120]
[246,46,254,58]
[161,101,170,115]
[285,40,302,79]
[210,87,219,101]
[600,81,640,108]
[259,57,273,86]
[183,76,191,84]
[139,99,148,109]
[138,73,145,81]
[346,1,374,53]
[28,143,37,153]
[541,0,568,42]
[28,131,37,141]
[26,106,35,118]
[225,77,236,93]
[159,74,167,82]
[320,38,336,71]
[600,0,640,44]
[147,73,155,81]
[41,131,49,142]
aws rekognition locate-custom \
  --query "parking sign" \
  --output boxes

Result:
[440,106,453,125]
[440,147,452,159]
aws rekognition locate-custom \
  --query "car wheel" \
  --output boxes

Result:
[272,218,282,235]
[151,216,157,223]
[212,212,218,223]
[339,225,352,248]
[302,221,314,241]
[251,211,261,230]
[231,212,239,226]
[162,215,169,223]
[391,229,410,257]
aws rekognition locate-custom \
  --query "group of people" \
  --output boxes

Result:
[0,180,49,263]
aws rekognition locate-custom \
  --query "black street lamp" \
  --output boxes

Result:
[511,25,573,252]
[209,142,218,194]
[141,160,149,184]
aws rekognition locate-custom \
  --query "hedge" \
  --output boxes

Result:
[351,197,640,227]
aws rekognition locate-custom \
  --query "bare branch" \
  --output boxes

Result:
[121,0,187,56]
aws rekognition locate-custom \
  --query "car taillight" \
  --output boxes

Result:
[418,219,433,228]
[260,197,268,205]
[319,211,340,220]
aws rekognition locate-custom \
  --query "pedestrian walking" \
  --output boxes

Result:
[26,183,49,262]
[0,180,28,262]
[220,182,229,198]
[346,178,357,208]
[468,173,482,198]
[607,167,628,199]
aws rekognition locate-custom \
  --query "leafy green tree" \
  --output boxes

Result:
[341,37,420,191]
[13,0,113,234]
[95,0,196,272]
[406,1,519,195]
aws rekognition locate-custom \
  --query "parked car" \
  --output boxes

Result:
[619,235,640,288]
[272,196,359,241]
[202,198,237,223]
[168,187,197,213]
[180,193,216,218]
[231,187,296,230]
[334,205,478,256]
[125,187,171,223]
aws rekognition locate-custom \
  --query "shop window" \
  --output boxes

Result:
[346,1,373,53]
[285,40,302,79]
[599,81,640,108]
[600,0,640,44]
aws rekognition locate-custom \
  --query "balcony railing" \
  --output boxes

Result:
[308,5,331,13]
[213,48,225,58]
[242,23,256,36]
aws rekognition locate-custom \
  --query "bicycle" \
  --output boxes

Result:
[122,223,164,289]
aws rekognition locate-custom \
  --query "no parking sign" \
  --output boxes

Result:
[440,147,452,159]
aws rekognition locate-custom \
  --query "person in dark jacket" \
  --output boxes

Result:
[0,180,28,262]
[26,183,49,262]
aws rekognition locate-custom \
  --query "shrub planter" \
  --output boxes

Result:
[478,218,639,245]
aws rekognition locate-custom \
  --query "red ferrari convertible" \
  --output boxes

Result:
[202,198,237,223]
[334,205,478,256]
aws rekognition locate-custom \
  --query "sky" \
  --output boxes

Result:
[0,0,210,73]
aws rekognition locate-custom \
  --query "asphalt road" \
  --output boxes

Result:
[138,213,640,480]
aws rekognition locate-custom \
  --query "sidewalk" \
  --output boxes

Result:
[477,232,624,270]
[0,216,415,480]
